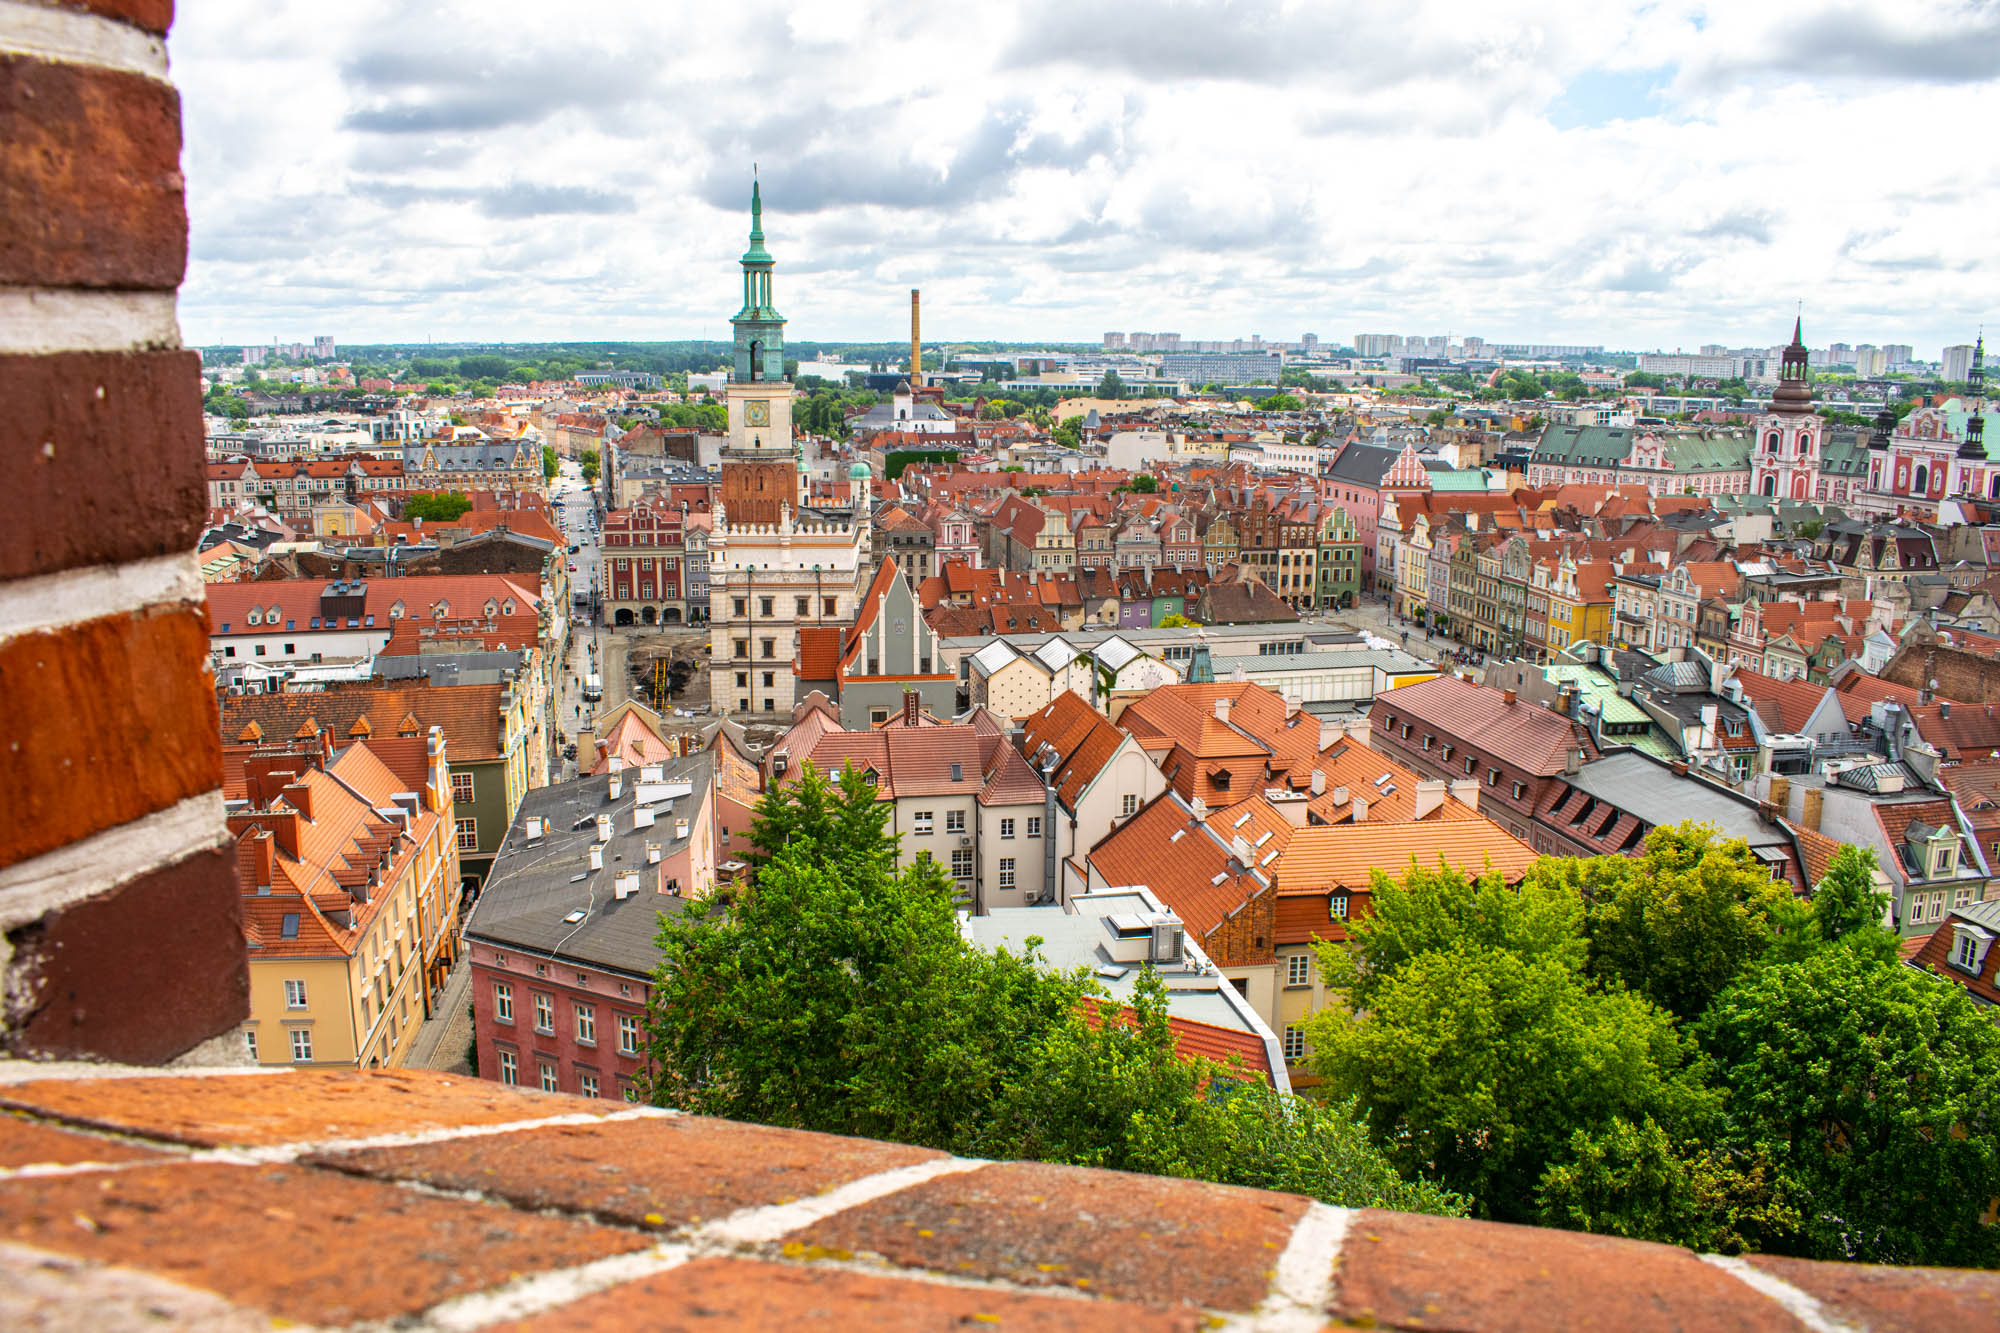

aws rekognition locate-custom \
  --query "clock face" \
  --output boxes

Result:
[746,399,771,427]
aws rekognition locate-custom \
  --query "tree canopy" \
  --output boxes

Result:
[403,491,472,522]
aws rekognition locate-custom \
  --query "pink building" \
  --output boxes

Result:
[464,752,717,1101]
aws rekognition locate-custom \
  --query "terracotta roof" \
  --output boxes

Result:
[1785,821,1845,888]
[586,708,675,776]
[1833,670,1927,711]
[1121,682,1328,799]
[1272,820,1535,894]
[206,574,540,636]
[1019,691,1136,809]
[1087,792,1287,945]
[786,725,1046,807]
[797,626,842,682]
[1304,741,1482,825]
[1371,674,1583,776]
[1731,669,1838,735]
[220,682,506,766]
[1905,702,2000,763]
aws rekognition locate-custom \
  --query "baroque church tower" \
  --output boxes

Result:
[706,181,870,719]
[1751,318,1821,502]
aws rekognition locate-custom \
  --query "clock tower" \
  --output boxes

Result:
[725,179,795,466]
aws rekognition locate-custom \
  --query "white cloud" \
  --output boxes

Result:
[170,0,1997,355]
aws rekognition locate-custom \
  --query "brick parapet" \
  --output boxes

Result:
[0,1065,1991,1331]
[0,0,243,1059]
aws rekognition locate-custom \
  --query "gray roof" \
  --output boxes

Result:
[1209,647,1433,677]
[1565,751,1789,851]
[1944,899,2000,933]
[463,752,714,978]
[1533,424,1751,473]
[1323,442,1400,486]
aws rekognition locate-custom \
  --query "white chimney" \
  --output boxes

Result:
[635,806,655,827]
[1412,779,1446,820]
[1284,693,1301,720]
[609,755,625,773]
[1214,695,1231,724]
[614,871,639,900]
[647,842,662,864]
[640,764,664,782]
[596,814,612,842]
[1351,796,1368,823]
[1190,796,1209,823]
[1231,834,1252,863]
[1310,769,1326,796]
[608,774,623,801]
[1332,785,1349,807]
[1449,778,1481,811]
[589,843,603,870]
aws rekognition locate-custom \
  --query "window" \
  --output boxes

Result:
[761,638,775,658]
[451,772,474,803]
[1027,816,1041,839]
[734,598,747,617]
[1286,953,1310,987]
[579,1072,600,1098]
[1954,932,1981,971]
[733,639,748,658]
[1000,818,1015,839]
[533,993,554,1034]
[737,672,748,688]
[998,858,1016,888]
[497,1049,518,1084]
[951,848,974,879]
[455,817,479,851]
[289,1029,313,1063]
[1512,781,1526,801]
[540,1063,559,1092]
[1282,1025,1306,1061]
[1121,793,1139,817]
[796,597,809,615]
[283,979,307,1009]
[946,809,965,833]
[1463,756,1476,776]
[869,708,889,724]
[1330,895,1349,919]
[575,1003,596,1045]
[762,671,774,688]
[1487,768,1500,787]
[617,1013,641,1055]
[494,982,513,1023]
[760,597,774,617]
[244,1030,258,1061]
[913,811,934,834]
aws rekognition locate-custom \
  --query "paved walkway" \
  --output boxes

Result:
[406,956,473,1075]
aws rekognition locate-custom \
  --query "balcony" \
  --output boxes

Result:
[0,1065,1987,1330]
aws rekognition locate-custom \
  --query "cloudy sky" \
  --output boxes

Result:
[171,0,1997,356]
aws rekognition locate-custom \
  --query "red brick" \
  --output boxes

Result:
[3,844,245,1063]
[0,605,222,872]
[0,351,205,582]
[1749,1252,2000,1330]
[49,1,175,34]
[0,1161,650,1325]
[789,1159,1307,1311]
[496,1257,1214,1332]
[1334,1210,1804,1332]
[0,1112,163,1169]
[0,1067,618,1147]
[0,56,185,289]
[314,1113,941,1231]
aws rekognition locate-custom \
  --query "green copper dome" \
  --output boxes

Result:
[848,458,872,480]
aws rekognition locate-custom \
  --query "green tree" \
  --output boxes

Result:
[456,354,513,379]
[1053,416,1083,449]
[1256,393,1302,411]
[1097,370,1126,399]
[1563,824,1793,1022]
[403,491,472,522]
[1536,1116,1795,1254]
[541,445,559,481]
[1806,845,1893,958]
[1697,947,2000,1267]
[1127,474,1158,493]
[580,448,600,483]
[1157,612,1196,628]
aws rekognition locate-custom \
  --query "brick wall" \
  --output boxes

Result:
[0,1,248,1061]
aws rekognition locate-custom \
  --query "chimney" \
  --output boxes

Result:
[1351,795,1368,822]
[903,689,919,726]
[1412,779,1446,820]
[1767,774,1791,812]
[1940,700,1951,719]
[1801,787,1822,832]
[250,829,274,890]
[910,288,922,390]
[597,814,612,842]
[1449,778,1481,811]
[1284,693,1301,721]
[1214,695,1232,724]
[648,842,663,864]
[608,773,622,801]
[1190,796,1209,823]
[1310,769,1326,796]
[1503,687,1518,706]
[281,782,314,821]
[588,843,603,871]
[1332,784,1349,807]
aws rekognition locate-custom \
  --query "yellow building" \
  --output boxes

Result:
[1546,556,1614,653]
[230,725,461,1069]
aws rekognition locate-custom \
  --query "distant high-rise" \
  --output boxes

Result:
[1943,344,1975,382]
[1103,332,1126,350]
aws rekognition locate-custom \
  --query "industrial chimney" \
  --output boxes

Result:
[910,288,921,390]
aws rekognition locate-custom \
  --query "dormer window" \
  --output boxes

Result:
[246,608,262,626]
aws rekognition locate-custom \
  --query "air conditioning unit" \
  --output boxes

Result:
[958,836,974,847]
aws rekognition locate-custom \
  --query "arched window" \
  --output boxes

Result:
[1914,464,1929,494]
[1761,474,1776,497]
[1765,431,1780,453]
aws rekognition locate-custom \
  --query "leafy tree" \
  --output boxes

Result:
[457,354,513,379]
[1425,408,1449,427]
[1562,824,1794,1022]
[541,445,559,481]
[1256,393,1302,411]
[1536,1116,1795,1254]
[1127,474,1158,493]
[403,491,472,522]
[1053,416,1083,449]
[1807,845,1892,953]
[1697,947,2000,1267]
[641,764,1461,1214]
[1096,370,1126,399]
[580,448,600,483]
[1158,613,1196,628]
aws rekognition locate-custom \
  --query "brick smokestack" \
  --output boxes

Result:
[910,289,921,390]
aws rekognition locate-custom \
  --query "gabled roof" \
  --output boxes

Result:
[1272,820,1535,894]
[1373,674,1583,776]
[1019,690,1136,809]
[1087,791,1289,944]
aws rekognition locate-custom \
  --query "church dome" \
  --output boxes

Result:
[848,458,872,481]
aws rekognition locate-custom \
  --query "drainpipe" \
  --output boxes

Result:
[1040,752,1060,905]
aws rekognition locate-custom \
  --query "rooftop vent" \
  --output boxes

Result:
[525,817,543,842]
[634,806,655,828]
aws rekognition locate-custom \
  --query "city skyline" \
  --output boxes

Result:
[173,1,1998,349]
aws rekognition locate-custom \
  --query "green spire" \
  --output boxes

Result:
[742,178,772,265]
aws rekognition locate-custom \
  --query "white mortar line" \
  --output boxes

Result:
[0,551,203,643]
[1247,1202,1355,1332]
[690,1154,989,1246]
[1701,1254,1861,1333]
[0,792,226,932]
[0,0,170,80]
[419,1241,695,1332]
[280,1105,678,1163]
[0,288,181,355]
[0,1059,281,1085]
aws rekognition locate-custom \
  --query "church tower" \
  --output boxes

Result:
[1751,318,1821,502]
[720,180,801,522]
